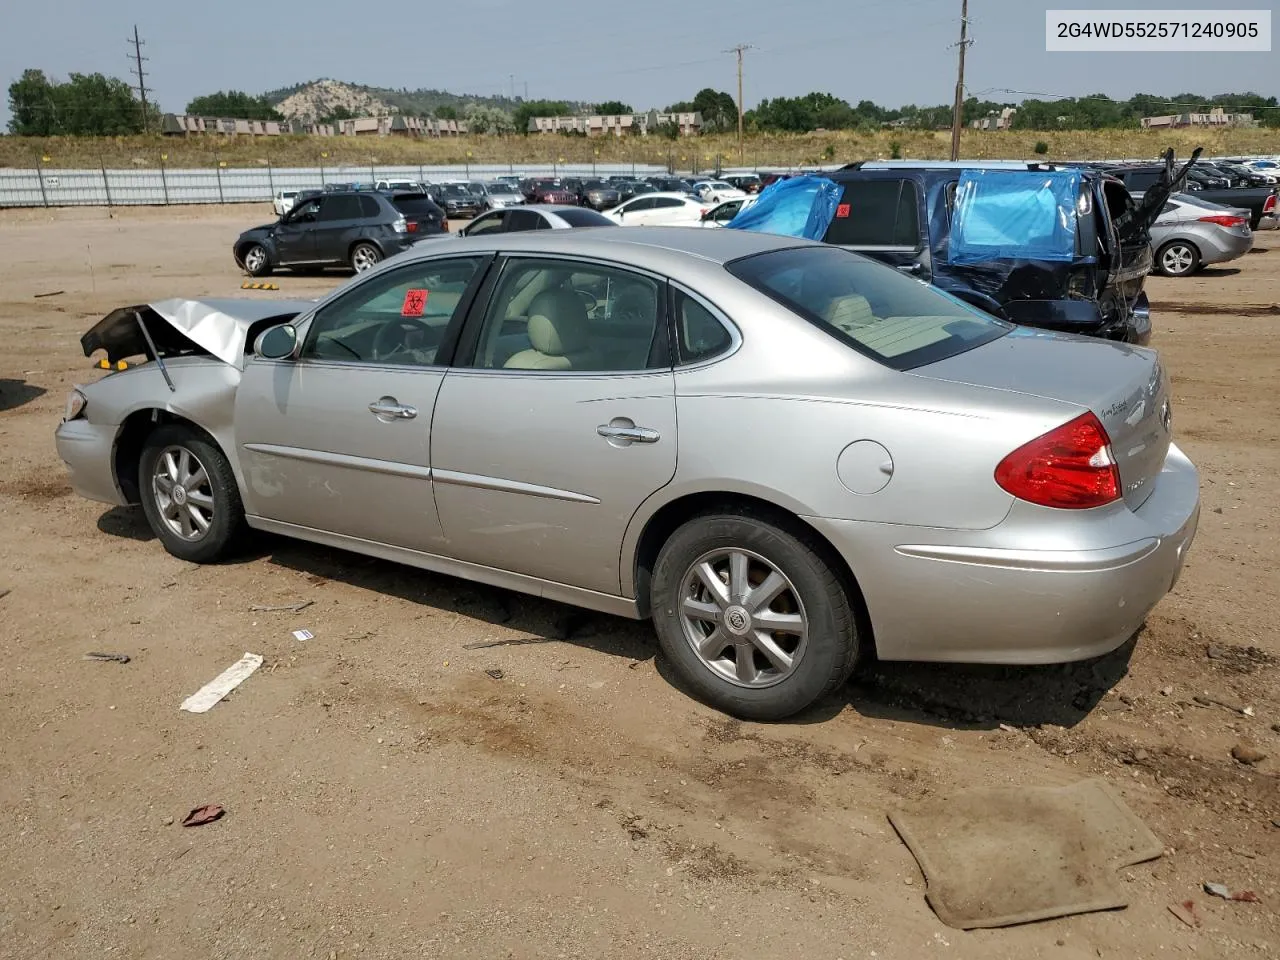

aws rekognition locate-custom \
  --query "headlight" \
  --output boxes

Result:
[64,388,87,422]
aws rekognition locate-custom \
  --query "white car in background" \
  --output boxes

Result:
[694,180,748,204]
[700,195,758,227]
[603,192,708,226]
[272,190,301,216]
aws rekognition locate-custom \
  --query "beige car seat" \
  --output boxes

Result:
[824,293,877,334]
[504,289,597,370]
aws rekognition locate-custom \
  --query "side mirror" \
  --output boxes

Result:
[617,208,625,219]
[255,324,298,361]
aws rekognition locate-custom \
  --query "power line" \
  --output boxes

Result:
[949,0,973,160]
[127,24,151,134]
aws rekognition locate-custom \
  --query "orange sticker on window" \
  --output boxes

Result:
[401,289,429,317]
[836,203,851,218]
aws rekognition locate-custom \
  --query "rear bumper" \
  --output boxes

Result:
[1256,214,1278,231]
[1197,230,1254,266]
[55,418,129,507]
[806,444,1200,664]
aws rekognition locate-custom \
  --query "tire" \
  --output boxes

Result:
[350,241,382,274]
[138,424,247,564]
[241,243,272,277]
[1156,240,1200,277]
[650,511,859,720]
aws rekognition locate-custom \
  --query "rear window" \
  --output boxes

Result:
[554,208,615,227]
[392,195,442,217]
[823,179,920,247]
[726,245,1010,371]
[358,195,381,218]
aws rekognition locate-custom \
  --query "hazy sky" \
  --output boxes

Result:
[2,0,1276,126]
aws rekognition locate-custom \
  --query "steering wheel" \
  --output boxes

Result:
[372,317,434,361]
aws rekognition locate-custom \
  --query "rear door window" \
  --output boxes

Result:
[319,195,362,221]
[506,209,545,231]
[823,179,920,247]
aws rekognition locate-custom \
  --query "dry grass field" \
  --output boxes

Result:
[2,126,1277,171]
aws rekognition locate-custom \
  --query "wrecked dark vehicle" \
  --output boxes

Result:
[817,154,1194,345]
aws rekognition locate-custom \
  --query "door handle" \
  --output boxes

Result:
[369,397,418,420]
[896,262,923,274]
[597,422,660,444]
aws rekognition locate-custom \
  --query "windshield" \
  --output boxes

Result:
[726,246,1010,371]
[441,184,472,197]
[583,181,609,190]
[488,184,519,195]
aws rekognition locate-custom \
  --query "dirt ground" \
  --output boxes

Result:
[1,204,1277,960]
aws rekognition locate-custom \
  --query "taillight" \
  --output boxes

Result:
[406,220,418,233]
[994,412,1121,509]
[1264,194,1277,214]
[1197,214,1247,228]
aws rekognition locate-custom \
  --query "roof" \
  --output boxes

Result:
[406,224,806,267]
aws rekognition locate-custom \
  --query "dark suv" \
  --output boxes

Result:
[234,191,446,276]
[819,159,1189,344]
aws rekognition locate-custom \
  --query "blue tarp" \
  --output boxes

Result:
[725,175,841,240]
[949,169,1083,264]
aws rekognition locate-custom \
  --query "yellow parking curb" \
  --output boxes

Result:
[241,281,280,290]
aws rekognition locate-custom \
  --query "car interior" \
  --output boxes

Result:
[473,261,663,371]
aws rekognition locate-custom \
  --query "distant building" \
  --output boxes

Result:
[970,107,1017,131]
[1141,107,1256,129]
[527,109,702,137]
[160,113,468,137]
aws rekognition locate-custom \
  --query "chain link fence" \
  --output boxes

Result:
[0,162,673,208]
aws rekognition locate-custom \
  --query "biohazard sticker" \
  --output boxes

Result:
[836,203,851,218]
[401,289,429,317]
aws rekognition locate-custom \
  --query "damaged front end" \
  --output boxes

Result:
[81,298,315,370]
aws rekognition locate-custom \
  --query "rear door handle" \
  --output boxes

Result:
[369,397,418,420]
[597,422,660,444]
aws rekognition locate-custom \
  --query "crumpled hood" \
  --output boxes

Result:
[81,297,315,369]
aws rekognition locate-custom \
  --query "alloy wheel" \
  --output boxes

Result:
[678,548,809,688]
[243,245,266,273]
[1161,244,1195,275]
[151,445,215,541]
[352,245,381,273]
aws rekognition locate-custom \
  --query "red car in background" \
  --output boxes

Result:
[520,178,578,205]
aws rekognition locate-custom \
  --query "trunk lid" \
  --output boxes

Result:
[917,327,1171,509]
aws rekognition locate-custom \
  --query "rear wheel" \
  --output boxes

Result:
[139,425,246,563]
[650,512,859,720]
[241,244,272,277]
[350,242,382,274]
[1156,240,1200,277]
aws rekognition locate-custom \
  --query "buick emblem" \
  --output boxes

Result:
[724,606,752,636]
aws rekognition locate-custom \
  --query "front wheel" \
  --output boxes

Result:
[650,512,859,720]
[1156,240,1200,277]
[138,425,247,563]
[350,242,382,274]
[241,243,272,277]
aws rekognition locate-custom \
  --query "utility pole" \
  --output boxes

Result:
[128,25,151,134]
[724,43,753,164]
[948,0,972,161]
[509,74,515,100]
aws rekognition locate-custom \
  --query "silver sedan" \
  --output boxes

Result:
[1149,193,1254,276]
[55,229,1199,719]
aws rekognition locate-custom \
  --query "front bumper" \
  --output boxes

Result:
[806,443,1200,664]
[55,418,129,506]
[444,205,482,218]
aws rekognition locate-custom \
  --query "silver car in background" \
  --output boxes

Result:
[1149,193,1254,276]
[470,181,526,210]
[55,229,1199,720]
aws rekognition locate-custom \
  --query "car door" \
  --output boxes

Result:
[615,196,656,223]
[312,194,364,264]
[431,255,676,594]
[274,196,322,264]
[648,196,694,225]
[823,177,926,276]
[233,255,492,553]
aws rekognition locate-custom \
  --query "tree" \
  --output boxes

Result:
[512,99,572,134]
[435,105,459,120]
[596,100,633,115]
[7,69,55,135]
[319,105,356,125]
[186,90,281,120]
[689,88,737,131]
[7,69,151,135]
[465,104,514,134]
